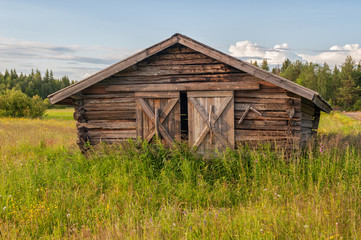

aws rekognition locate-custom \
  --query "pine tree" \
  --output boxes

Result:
[261,59,270,71]
[272,66,281,75]
[337,56,360,109]
[281,59,291,73]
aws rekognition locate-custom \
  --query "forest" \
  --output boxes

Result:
[0,69,74,100]
[255,56,361,110]
[0,55,361,110]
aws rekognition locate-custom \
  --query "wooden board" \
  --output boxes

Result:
[106,82,259,92]
[188,91,234,154]
[136,92,181,145]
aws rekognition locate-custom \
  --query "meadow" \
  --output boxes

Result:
[0,109,360,239]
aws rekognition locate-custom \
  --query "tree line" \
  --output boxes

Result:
[254,56,361,110]
[1,56,361,113]
[0,69,74,118]
[0,69,74,99]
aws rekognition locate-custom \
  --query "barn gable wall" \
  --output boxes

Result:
[74,44,302,150]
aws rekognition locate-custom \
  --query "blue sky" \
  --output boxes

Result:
[0,0,360,80]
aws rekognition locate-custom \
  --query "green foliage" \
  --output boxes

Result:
[0,69,74,99]
[0,112,360,238]
[1,137,361,239]
[251,60,258,67]
[0,89,47,118]
[260,59,270,71]
[279,57,361,110]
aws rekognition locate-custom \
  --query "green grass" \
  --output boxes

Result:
[319,111,361,135]
[0,111,360,239]
[44,108,74,120]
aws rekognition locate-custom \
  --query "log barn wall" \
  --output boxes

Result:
[72,44,303,150]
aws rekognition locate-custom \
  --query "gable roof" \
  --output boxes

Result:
[48,33,332,113]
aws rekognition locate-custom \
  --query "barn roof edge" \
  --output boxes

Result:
[47,33,332,112]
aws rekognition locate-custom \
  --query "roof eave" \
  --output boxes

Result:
[48,33,332,113]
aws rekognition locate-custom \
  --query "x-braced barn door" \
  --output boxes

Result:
[188,91,234,154]
[136,92,181,145]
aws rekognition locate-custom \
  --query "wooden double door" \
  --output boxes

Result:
[136,91,234,153]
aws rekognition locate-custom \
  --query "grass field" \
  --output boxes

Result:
[44,108,75,120]
[0,110,360,239]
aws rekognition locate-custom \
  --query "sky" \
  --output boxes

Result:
[0,0,361,81]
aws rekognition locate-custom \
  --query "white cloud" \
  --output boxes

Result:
[229,40,303,65]
[229,41,361,67]
[0,36,134,81]
[299,44,361,66]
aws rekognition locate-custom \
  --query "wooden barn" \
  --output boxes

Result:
[48,34,332,153]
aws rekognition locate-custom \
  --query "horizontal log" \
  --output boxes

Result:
[234,111,302,119]
[77,120,136,130]
[106,82,259,92]
[88,138,135,145]
[82,93,135,98]
[135,91,179,98]
[301,120,313,128]
[301,112,314,121]
[236,124,300,131]
[301,103,315,116]
[235,98,291,104]
[82,85,108,94]
[237,119,288,126]
[236,140,300,148]
[235,103,301,111]
[235,91,288,99]
[301,127,312,135]
[85,111,136,120]
[108,73,258,84]
[152,52,211,60]
[236,135,301,141]
[160,45,198,54]
[236,129,289,136]
[138,57,219,66]
[83,103,136,111]
[88,130,137,139]
[115,63,240,77]
[84,99,134,105]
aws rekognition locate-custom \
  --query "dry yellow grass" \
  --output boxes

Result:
[0,117,77,161]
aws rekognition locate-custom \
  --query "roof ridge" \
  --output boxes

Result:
[48,33,332,112]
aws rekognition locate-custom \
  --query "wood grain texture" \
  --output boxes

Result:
[106,82,259,92]
[188,91,234,154]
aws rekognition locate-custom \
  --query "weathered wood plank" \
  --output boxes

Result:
[77,120,136,130]
[82,93,135,99]
[85,111,136,120]
[115,63,240,76]
[235,91,288,99]
[109,73,257,84]
[106,82,259,92]
[135,92,179,98]
[84,98,134,104]
[88,131,137,139]
[235,98,290,104]
[178,35,316,100]
[188,91,234,97]
[235,103,301,111]
[83,103,136,111]
[49,35,178,104]
[235,111,302,119]
[236,124,300,131]
[301,103,315,116]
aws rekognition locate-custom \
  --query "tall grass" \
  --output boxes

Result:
[0,112,360,239]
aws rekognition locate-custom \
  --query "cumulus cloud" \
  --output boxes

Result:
[0,36,133,81]
[229,40,361,67]
[299,44,361,66]
[229,40,303,65]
